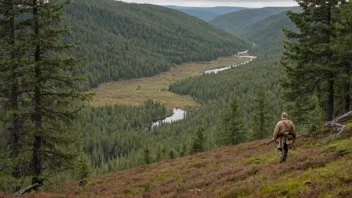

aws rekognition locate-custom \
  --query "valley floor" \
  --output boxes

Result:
[87,55,248,110]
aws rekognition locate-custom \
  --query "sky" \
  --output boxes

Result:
[120,0,299,8]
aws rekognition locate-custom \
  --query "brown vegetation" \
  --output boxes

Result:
[7,128,352,198]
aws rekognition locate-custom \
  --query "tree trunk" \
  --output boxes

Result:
[326,77,334,121]
[344,65,350,113]
[7,0,22,179]
[32,0,43,186]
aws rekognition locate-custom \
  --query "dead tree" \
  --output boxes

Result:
[323,111,352,136]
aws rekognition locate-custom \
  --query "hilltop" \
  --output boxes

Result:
[63,0,249,89]
[11,128,352,197]
[210,7,296,35]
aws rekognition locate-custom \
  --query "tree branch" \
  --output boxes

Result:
[14,183,41,195]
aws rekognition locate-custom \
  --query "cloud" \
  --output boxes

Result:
[120,0,298,8]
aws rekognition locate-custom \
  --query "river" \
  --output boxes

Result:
[203,50,257,75]
[152,50,256,128]
[151,108,186,128]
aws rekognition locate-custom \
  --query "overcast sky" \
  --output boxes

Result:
[120,0,298,8]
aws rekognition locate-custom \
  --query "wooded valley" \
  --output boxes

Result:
[1,0,352,196]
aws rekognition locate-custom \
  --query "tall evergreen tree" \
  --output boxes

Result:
[217,93,245,146]
[25,0,90,186]
[191,119,206,154]
[281,0,344,121]
[333,2,352,113]
[0,0,31,185]
[252,89,271,139]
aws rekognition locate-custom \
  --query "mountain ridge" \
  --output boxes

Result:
[165,6,248,21]
[210,7,298,35]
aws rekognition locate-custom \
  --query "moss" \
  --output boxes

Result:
[155,169,170,181]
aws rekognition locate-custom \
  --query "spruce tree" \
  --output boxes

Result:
[0,0,31,186]
[333,2,352,113]
[282,0,344,121]
[218,93,245,146]
[25,0,90,186]
[191,119,206,154]
[252,89,271,139]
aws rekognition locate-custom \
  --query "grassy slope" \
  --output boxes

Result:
[15,127,352,197]
[210,7,295,35]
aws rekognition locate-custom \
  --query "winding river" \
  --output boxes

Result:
[151,108,186,128]
[152,50,256,128]
[203,50,257,74]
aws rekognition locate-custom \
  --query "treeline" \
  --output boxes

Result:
[64,0,249,89]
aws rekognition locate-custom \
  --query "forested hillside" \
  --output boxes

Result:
[239,9,300,57]
[165,6,248,21]
[210,7,295,35]
[64,0,249,89]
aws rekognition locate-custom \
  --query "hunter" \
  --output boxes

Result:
[272,112,296,163]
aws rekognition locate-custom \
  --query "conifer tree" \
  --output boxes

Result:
[191,119,206,154]
[217,93,245,146]
[143,147,151,164]
[25,0,90,186]
[282,0,344,121]
[252,89,271,139]
[333,2,352,113]
[0,0,31,186]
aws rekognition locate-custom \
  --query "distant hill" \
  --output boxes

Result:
[210,7,295,35]
[176,8,219,21]
[64,0,249,89]
[239,8,301,57]
[165,6,248,21]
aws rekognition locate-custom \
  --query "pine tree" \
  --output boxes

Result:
[282,0,344,121]
[191,119,206,154]
[0,0,32,187]
[333,2,352,113]
[25,0,90,186]
[306,93,324,137]
[252,89,271,139]
[143,147,151,164]
[217,93,245,146]
[75,150,91,185]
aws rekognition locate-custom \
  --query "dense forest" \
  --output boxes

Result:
[239,9,300,57]
[210,7,294,35]
[165,6,248,21]
[64,0,249,89]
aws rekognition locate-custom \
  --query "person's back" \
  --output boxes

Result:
[272,112,296,163]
